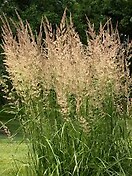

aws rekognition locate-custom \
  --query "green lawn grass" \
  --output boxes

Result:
[0,107,28,176]
[0,138,27,176]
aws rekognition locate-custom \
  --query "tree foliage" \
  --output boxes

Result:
[0,0,132,40]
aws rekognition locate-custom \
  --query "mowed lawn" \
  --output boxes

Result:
[0,138,27,176]
[0,108,28,176]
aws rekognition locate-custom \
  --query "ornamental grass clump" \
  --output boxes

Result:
[1,13,42,103]
[1,10,132,175]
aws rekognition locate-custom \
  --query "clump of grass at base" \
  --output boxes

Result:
[1,10,132,175]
